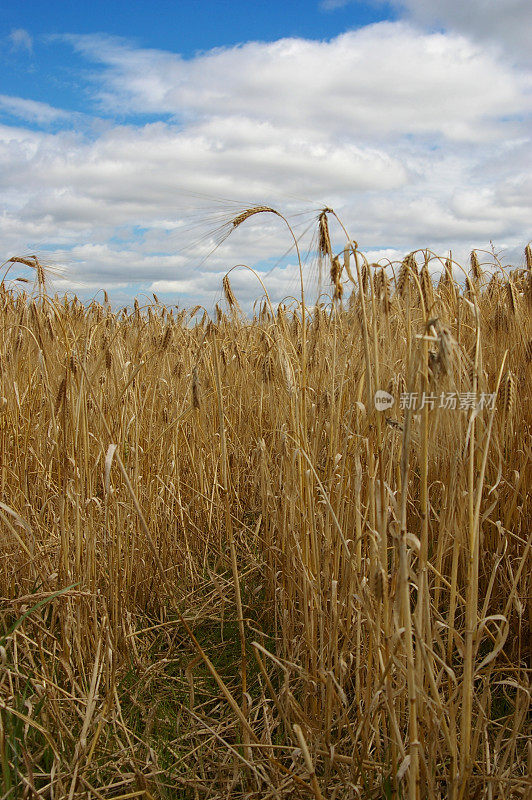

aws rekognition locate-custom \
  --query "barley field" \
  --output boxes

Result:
[1,209,531,799]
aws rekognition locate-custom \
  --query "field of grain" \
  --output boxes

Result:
[1,209,531,799]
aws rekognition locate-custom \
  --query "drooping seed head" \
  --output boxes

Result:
[222,274,240,312]
[232,206,276,229]
[318,209,333,261]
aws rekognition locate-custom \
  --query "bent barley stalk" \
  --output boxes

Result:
[0,222,530,800]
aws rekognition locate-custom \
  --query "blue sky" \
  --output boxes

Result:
[1,0,394,122]
[2,1,396,60]
[1,0,531,307]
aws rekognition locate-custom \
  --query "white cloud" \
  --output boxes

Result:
[338,0,532,64]
[1,23,531,307]
[64,27,532,143]
[150,261,310,308]
[9,28,33,55]
[0,95,72,125]
[398,0,532,61]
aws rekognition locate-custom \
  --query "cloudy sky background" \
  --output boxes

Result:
[1,0,531,308]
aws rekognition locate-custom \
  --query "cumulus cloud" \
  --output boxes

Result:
[64,27,531,142]
[334,0,532,64]
[9,28,33,55]
[397,0,532,61]
[1,22,531,308]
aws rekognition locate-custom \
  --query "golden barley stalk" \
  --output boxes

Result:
[232,206,276,228]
